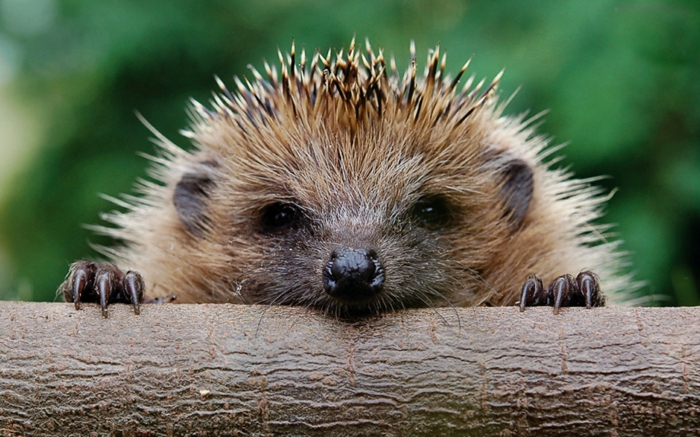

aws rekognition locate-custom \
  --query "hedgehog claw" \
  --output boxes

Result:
[518,271,604,314]
[550,275,575,315]
[60,261,155,317]
[69,262,95,310]
[124,271,144,315]
[577,271,604,309]
[95,269,113,318]
[518,275,544,312]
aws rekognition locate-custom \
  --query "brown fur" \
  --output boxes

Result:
[93,38,631,313]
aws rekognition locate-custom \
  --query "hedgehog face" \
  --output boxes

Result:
[169,118,535,315]
[223,152,480,315]
[126,38,550,311]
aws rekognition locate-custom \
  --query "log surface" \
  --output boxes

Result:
[0,302,699,436]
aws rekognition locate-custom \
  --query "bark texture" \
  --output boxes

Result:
[0,302,699,436]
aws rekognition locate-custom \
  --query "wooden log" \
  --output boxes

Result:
[0,302,699,436]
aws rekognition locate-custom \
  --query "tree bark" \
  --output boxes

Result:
[0,302,699,436]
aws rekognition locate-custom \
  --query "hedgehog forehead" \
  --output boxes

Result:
[204,95,489,216]
[247,129,431,214]
[251,141,483,229]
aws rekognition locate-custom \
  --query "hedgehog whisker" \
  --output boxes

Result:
[417,285,462,331]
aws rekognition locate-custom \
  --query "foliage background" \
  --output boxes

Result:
[0,0,697,305]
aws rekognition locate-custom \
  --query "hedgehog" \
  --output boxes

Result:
[60,38,632,318]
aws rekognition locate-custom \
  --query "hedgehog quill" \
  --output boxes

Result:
[60,38,633,318]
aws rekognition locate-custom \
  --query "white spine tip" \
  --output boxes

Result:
[214,75,226,90]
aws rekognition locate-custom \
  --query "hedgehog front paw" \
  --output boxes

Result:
[518,271,605,315]
[60,260,152,318]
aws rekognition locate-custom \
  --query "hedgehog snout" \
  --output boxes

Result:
[322,248,385,303]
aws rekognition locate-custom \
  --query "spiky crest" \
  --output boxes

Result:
[191,39,503,134]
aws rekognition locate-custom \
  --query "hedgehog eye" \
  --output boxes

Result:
[410,195,454,229]
[261,202,302,232]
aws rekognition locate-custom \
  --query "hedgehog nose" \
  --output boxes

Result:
[323,248,385,302]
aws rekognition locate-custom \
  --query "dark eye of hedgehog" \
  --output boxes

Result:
[261,202,303,233]
[410,195,454,229]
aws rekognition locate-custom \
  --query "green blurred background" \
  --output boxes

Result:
[0,0,697,305]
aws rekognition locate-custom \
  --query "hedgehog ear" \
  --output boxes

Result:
[498,158,534,229]
[173,159,219,237]
[485,151,534,230]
